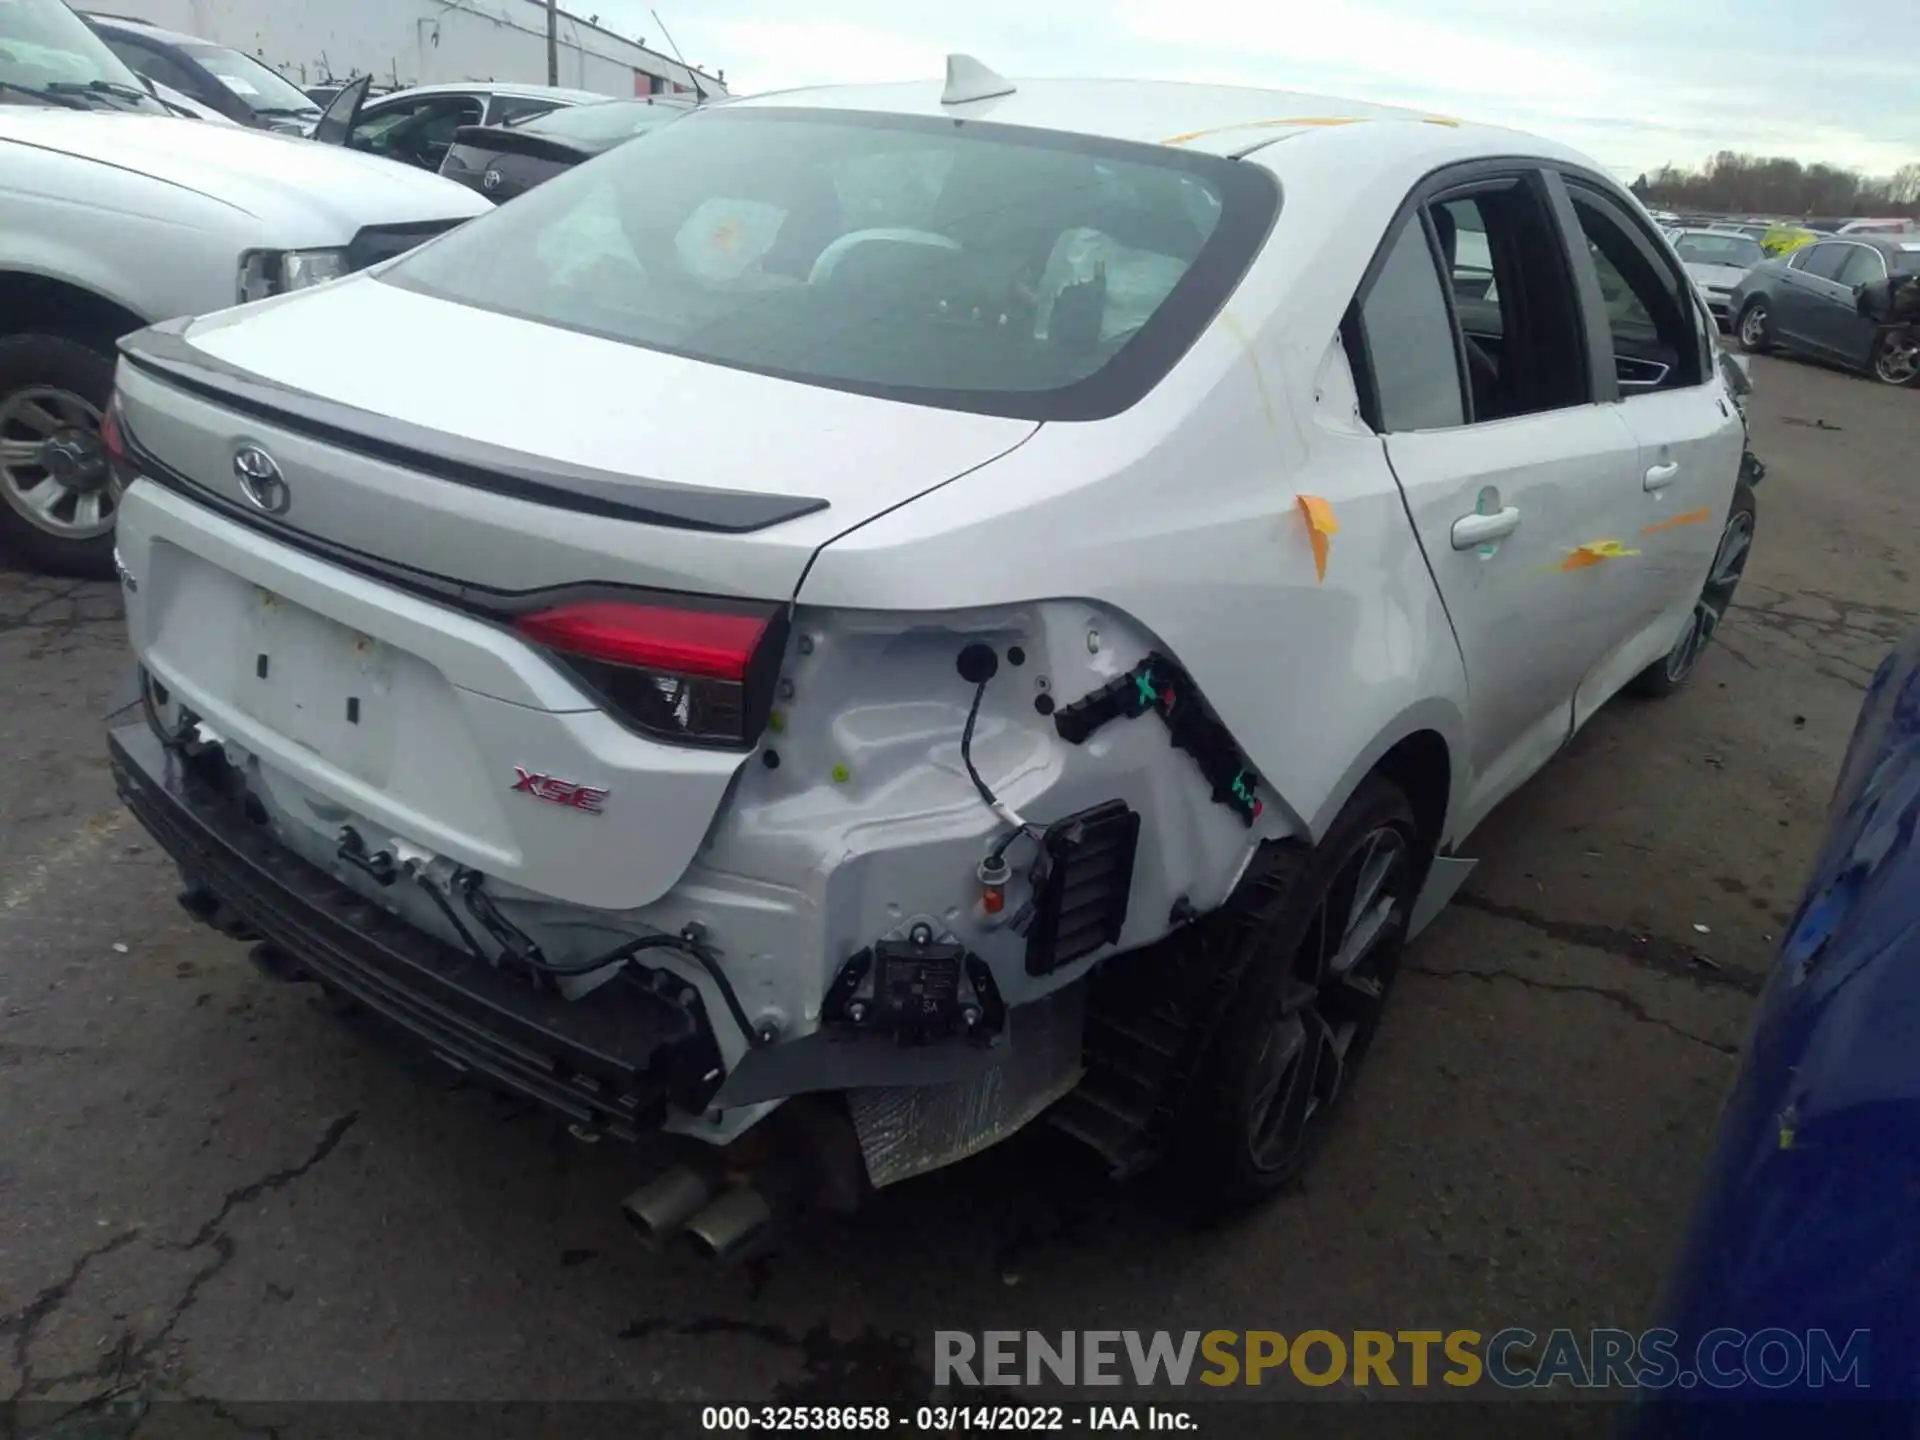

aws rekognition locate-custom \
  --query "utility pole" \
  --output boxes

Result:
[545,0,558,85]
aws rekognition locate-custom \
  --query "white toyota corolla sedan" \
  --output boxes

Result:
[104,59,1753,1252]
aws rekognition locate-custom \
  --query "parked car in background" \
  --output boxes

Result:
[81,12,318,134]
[1631,627,1920,1433]
[1670,228,1764,327]
[439,93,694,201]
[1836,217,1914,236]
[106,65,1752,1243]
[0,0,489,577]
[305,78,396,108]
[310,77,606,173]
[1732,233,1920,385]
[146,76,238,124]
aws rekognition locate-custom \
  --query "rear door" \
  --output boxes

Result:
[1775,242,1850,350]
[1354,164,1641,833]
[1556,175,1745,723]
[1822,243,1890,365]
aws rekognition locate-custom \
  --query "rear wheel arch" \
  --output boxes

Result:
[1372,728,1452,864]
[1303,708,1461,860]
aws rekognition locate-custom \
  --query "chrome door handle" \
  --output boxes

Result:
[1644,461,1680,491]
[1451,506,1522,550]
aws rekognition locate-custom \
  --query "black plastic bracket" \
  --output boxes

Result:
[1024,799,1141,976]
[822,934,1005,1047]
[1052,652,1266,825]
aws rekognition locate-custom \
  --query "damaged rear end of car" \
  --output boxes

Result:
[108,86,1462,1255]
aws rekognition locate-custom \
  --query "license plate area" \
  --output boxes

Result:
[237,585,398,783]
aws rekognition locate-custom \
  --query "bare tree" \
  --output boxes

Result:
[1644,151,1919,219]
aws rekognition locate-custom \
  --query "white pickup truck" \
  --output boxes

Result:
[0,0,488,576]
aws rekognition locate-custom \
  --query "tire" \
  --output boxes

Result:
[1735,299,1772,355]
[1628,478,1758,699]
[1869,328,1919,387]
[1167,774,1423,1216]
[0,334,121,578]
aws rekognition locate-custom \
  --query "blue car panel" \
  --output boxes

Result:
[1635,629,1920,1435]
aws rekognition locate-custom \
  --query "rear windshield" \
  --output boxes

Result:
[514,96,690,145]
[382,107,1279,420]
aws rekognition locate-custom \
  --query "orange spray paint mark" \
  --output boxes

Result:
[1296,495,1339,582]
[1559,540,1641,571]
[1642,508,1713,537]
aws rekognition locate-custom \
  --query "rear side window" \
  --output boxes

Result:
[382,107,1279,421]
[491,94,562,126]
[1796,244,1849,281]
[1837,246,1887,286]
[1566,186,1705,392]
[1354,217,1464,432]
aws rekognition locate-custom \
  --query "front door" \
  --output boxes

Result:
[1353,167,1641,835]
[1557,178,1747,722]
[310,73,370,146]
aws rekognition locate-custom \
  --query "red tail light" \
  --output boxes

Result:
[99,392,139,495]
[513,597,784,748]
[99,393,126,463]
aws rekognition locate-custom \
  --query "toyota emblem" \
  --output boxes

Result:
[482,168,503,193]
[233,444,290,515]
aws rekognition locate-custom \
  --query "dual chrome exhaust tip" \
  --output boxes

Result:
[621,1163,776,1265]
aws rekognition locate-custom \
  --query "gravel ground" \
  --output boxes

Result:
[1,354,1912,1434]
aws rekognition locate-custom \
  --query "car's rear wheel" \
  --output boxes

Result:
[1736,300,1772,354]
[1869,328,1919,387]
[0,334,121,578]
[1629,479,1757,699]
[1170,775,1421,1215]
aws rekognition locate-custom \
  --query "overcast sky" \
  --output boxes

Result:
[595,0,1915,179]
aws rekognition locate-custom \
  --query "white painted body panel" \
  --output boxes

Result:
[1380,405,1642,835]
[1574,387,1746,730]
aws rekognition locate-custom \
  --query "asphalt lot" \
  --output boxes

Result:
[2,355,1913,1431]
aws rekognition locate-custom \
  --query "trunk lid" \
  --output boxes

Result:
[128,277,1037,598]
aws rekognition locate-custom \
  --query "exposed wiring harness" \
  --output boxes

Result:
[139,668,193,755]
[960,677,1043,866]
[418,865,766,1048]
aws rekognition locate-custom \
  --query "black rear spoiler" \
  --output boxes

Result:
[449,124,595,165]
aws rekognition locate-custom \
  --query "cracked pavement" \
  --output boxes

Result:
[0,355,1910,1431]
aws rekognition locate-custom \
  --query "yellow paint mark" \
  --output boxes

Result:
[1296,495,1339,583]
[831,763,850,784]
[1161,116,1366,146]
[1220,311,1276,433]
[1558,539,1641,572]
[1778,1122,1795,1150]
[1642,507,1713,537]
[1420,116,1463,127]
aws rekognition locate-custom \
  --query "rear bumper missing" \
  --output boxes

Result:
[109,722,725,1142]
